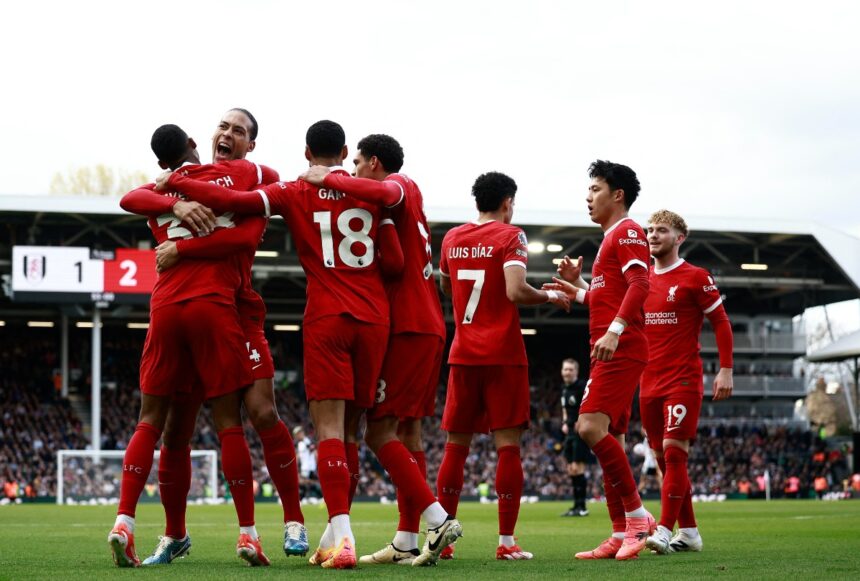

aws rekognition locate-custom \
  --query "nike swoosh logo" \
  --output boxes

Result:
[666,426,681,432]
[279,459,296,469]
[392,555,407,562]
[427,527,447,551]
[252,364,263,370]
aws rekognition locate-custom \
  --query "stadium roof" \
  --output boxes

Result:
[1,194,858,327]
[807,329,860,363]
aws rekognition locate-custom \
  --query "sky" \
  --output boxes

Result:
[1,0,859,237]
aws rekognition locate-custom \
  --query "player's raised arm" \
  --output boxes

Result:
[155,217,267,272]
[300,166,404,207]
[259,164,280,185]
[121,184,217,235]
[157,171,267,214]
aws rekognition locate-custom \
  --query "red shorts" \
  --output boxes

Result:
[140,301,254,399]
[303,315,388,408]
[640,390,703,450]
[241,320,274,381]
[370,333,444,421]
[579,357,646,436]
[441,365,530,434]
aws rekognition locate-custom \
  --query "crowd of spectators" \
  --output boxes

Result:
[1,331,855,504]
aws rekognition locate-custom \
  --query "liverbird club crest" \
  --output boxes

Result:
[23,254,46,284]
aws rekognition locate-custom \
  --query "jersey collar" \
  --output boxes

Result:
[654,258,685,274]
[603,216,631,237]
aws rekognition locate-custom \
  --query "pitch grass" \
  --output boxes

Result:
[1,500,858,580]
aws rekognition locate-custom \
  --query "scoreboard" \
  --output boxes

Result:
[12,246,157,304]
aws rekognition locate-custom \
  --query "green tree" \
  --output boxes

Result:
[50,165,149,196]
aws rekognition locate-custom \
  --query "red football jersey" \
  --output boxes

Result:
[588,217,649,361]
[163,166,391,326]
[640,259,723,397]
[264,169,388,326]
[235,165,279,325]
[440,220,528,366]
[386,174,445,338]
[147,160,265,312]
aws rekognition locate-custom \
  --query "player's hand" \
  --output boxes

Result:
[154,170,173,191]
[712,368,733,401]
[561,423,569,435]
[173,200,216,235]
[591,331,619,361]
[542,277,578,299]
[557,255,583,284]
[546,289,571,312]
[155,241,180,273]
[299,165,331,186]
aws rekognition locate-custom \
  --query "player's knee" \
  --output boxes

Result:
[248,405,279,432]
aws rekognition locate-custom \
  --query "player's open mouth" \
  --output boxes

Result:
[216,141,233,158]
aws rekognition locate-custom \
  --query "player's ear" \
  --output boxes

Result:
[247,140,256,153]
[158,160,169,170]
[613,188,625,204]
[188,138,197,150]
[305,145,312,162]
[340,145,348,162]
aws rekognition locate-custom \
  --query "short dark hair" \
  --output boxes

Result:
[229,108,258,141]
[357,134,404,173]
[471,172,517,212]
[150,124,188,166]
[306,120,345,157]
[562,358,579,368]
[588,160,641,209]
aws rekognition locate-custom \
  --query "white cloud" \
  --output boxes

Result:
[1,0,859,236]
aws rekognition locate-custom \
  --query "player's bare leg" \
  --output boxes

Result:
[110,394,171,567]
[244,378,307,556]
[308,399,356,569]
[577,413,654,560]
[212,389,269,566]
[362,415,455,566]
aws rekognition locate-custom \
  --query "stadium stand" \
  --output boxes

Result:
[1,195,859,504]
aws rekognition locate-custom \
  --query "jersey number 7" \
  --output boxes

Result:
[457,269,485,324]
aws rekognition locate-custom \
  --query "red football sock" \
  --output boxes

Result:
[592,435,641,513]
[259,421,303,524]
[345,442,359,508]
[118,422,160,518]
[436,443,469,517]
[412,450,427,481]
[496,445,523,536]
[673,448,697,528]
[659,446,690,530]
[604,477,627,533]
[318,438,350,519]
[397,449,427,533]
[218,426,255,527]
[158,445,191,538]
[379,440,436,515]
[657,455,667,476]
